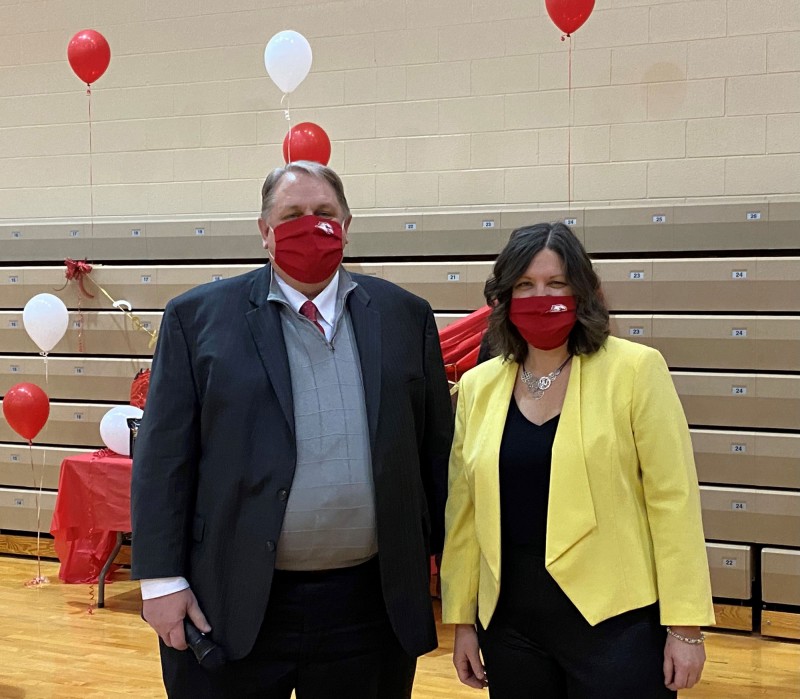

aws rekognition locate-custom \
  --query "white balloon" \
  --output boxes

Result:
[264,30,312,94]
[100,405,143,457]
[23,293,69,353]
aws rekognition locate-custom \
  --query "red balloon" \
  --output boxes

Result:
[282,122,331,166]
[2,383,50,442]
[545,0,595,36]
[67,29,111,85]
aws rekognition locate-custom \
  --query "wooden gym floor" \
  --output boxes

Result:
[0,557,797,698]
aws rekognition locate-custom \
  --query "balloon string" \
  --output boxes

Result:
[87,87,95,241]
[30,444,41,582]
[76,294,85,353]
[567,35,573,210]
[282,92,293,163]
[80,275,158,348]
[40,352,49,383]
[23,443,49,588]
[87,450,96,614]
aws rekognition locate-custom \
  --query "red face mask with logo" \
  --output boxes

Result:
[509,295,578,351]
[271,215,344,284]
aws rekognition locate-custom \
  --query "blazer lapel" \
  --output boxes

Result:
[245,265,295,436]
[348,285,381,453]
[546,353,597,566]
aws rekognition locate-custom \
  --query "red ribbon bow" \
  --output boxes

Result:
[64,258,95,298]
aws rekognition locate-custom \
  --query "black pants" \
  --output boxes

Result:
[477,545,675,699]
[160,557,416,699]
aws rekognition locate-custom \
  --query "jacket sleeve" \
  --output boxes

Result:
[440,383,481,625]
[632,348,715,626]
[130,301,201,580]
[421,305,455,555]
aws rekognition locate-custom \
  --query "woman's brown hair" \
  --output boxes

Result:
[484,222,609,363]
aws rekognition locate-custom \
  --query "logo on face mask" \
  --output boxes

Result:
[509,295,578,351]
[315,221,335,235]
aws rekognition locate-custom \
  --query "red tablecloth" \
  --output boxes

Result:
[50,451,132,584]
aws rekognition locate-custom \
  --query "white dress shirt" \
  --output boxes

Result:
[273,270,339,342]
[140,270,342,600]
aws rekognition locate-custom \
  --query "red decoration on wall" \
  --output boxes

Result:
[64,258,95,298]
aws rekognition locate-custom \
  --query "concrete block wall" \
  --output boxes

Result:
[0,0,798,223]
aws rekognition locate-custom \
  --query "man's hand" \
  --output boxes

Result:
[453,624,488,690]
[663,628,706,691]
[142,587,211,650]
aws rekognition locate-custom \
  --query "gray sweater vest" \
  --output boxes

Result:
[270,276,378,570]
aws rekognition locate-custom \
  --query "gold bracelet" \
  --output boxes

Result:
[665,626,705,645]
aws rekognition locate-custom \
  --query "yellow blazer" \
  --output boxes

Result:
[440,336,715,629]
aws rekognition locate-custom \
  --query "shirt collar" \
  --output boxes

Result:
[271,269,340,327]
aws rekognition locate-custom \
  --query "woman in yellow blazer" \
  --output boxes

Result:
[440,223,714,699]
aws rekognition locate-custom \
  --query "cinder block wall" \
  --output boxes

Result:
[1,0,798,222]
[2,4,800,630]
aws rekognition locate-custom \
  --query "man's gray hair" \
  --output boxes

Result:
[260,161,351,220]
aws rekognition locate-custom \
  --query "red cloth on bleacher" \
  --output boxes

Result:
[439,306,491,383]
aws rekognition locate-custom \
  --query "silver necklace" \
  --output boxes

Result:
[520,355,572,400]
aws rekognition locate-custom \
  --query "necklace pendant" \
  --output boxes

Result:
[521,355,571,400]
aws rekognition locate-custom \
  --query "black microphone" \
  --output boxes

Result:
[184,619,227,672]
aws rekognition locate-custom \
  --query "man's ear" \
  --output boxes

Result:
[257,217,269,250]
[341,215,353,246]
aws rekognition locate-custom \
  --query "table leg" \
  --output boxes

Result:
[98,531,124,608]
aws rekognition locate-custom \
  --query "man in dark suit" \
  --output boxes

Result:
[131,161,453,698]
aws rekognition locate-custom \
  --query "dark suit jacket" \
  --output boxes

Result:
[131,264,453,661]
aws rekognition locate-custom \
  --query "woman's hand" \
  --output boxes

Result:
[663,626,706,691]
[453,624,488,689]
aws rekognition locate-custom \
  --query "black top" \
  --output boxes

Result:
[498,396,560,556]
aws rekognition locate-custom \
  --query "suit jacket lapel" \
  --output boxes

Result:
[546,353,597,565]
[245,265,295,436]
[348,285,381,453]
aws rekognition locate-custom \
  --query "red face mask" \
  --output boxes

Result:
[271,214,344,284]
[509,295,577,351]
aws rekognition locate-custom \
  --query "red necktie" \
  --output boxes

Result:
[300,300,325,335]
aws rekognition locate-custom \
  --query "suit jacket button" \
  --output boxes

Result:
[266,540,276,552]
[278,488,289,501]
